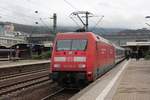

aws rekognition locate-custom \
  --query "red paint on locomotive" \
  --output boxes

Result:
[50,32,124,87]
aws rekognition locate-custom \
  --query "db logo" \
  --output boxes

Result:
[66,57,73,62]
[68,51,73,55]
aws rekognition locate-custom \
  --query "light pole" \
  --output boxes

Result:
[145,16,150,27]
[145,16,150,34]
[145,16,150,52]
[50,13,57,35]
[34,11,57,35]
[145,16,150,18]
[145,23,150,27]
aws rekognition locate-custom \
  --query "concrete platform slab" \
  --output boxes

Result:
[112,59,150,100]
[70,59,150,100]
[0,60,50,68]
[70,60,130,100]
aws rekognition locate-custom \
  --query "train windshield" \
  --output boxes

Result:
[56,39,87,51]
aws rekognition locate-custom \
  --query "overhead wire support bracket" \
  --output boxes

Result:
[70,11,94,32]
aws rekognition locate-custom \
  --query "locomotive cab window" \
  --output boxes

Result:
[72,40,87,50]
[56,40,71,50]
[56,39,87,51]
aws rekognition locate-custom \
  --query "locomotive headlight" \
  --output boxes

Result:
[78,64,86,69]
[53,64,61,68]
[74,57,86,62]
[54,57,66,62]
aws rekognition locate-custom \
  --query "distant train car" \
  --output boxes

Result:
[49,32,125,87]
[0,46,15,58]
[114,45,125,63]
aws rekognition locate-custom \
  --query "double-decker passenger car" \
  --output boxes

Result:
[50,32,125,87]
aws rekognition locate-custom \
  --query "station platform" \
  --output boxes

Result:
[0,60,50,68]
[0,58,9,61]
[70,59,150,100]
[113,59,150,100]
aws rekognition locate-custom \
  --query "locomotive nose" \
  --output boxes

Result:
[52,56,87,71]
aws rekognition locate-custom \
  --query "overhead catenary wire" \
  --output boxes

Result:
[79,0,106,34]
[91,15,104,32]
[0,0,55,34]
[63,0,105,32]
[0,10,50,33]
[70,16,81,28]
[0,6,38,19]
[0,7,38,25]
[1,0,105,33]
[39,18,52,31]
[89,18,107,35]
[63,0,87,29]
[64,0,78,10]
[0,2,50,26]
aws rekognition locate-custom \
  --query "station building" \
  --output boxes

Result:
[102,29,150,58]
[0,22,29,58]
[0,22,28,47]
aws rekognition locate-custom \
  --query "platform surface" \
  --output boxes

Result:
[70,59,150,100]
[113,59,150,100]
[0,60,50,68]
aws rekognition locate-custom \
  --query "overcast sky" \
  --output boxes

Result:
[0,0,150,29]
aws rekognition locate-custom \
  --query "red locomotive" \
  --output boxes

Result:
[49,32,125,87]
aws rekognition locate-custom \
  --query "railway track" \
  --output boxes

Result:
[0,69,51,98]
[41,88,79,100]
[0,61,49,79]
[0,76,49,96]
[41,88,65,100]
[0,75,50,97]
[0,68,48,80]
[0,70,49,88]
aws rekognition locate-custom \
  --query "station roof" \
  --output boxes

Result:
[126,42,150,46]
[29,33,55,38]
